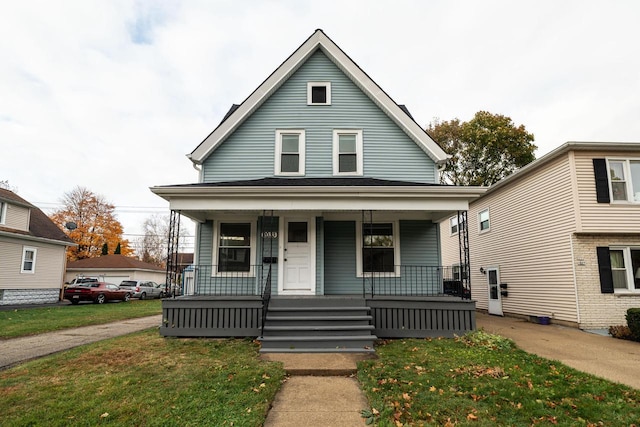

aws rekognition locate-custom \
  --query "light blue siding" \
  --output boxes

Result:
[202,50,437,183]
[324,221,361,294]
[399,220,440,266]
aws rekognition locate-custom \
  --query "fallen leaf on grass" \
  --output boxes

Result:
[100,413,109,419]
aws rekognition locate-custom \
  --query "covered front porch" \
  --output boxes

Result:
[152,178,482,347]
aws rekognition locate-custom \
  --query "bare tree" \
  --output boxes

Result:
[136,214,190,266]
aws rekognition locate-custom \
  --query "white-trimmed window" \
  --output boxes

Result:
[609,247,640,292]
[0,201,6,224]
[449,215,466,235]
[607,159,640,202]
[214,220,257,275]
[356,221,400,276]
[307,82,331,105]
[479,209,490,232]
[21,247,37,273]
[275,130,305,176]
[333,130,363,176]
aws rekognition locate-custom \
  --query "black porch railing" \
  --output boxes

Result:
[189,264,469,299]
[192,264,264,296]
[365,265,470,299]
[260,265,272,337]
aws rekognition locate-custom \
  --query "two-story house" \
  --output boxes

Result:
[152,30,485,351]
[0,188,75,305]
[441,141,640,330]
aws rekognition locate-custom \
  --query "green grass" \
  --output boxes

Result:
[0,330,286,426]
[358,331,640,426]
[0,299,162,339]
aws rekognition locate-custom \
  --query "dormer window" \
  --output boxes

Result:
[275,130,305,176]
[307,82,331,105]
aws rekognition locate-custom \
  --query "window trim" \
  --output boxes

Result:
[212,218,257,277]
[0,201,6,225]
[21,246,37,274]
[332,129,363,176]
[606,158,640,203]
[609,246,640,293]
[355,219,400,277]
[478,208,490,233]
[307,81,331,105]
[275,129,305,176]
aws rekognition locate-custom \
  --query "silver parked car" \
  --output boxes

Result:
[118,280,163,299]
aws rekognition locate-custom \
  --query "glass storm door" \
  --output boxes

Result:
[487,267,503,316]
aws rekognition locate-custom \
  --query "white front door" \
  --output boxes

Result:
[487,267,503,316]
[281,218,315,294]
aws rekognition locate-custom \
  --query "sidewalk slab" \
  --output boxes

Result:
[263,376,368,427]
[260,352,376,376]
[0,315,162,370]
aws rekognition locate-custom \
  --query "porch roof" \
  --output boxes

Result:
[150,178,486,223]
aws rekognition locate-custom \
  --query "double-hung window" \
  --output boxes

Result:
[479,209,490,232]
[21,247,36,273]
[609,247,640,292]
[275,130,305,176]
[357,221,399,276]
[608,159,640,202]
[216,222,255,274]
[0,201,6,224]
[333,130,363,175]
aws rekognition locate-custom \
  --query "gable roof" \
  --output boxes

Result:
[67,254,164,271]
[189,29,450,166]
[0,188,74,245]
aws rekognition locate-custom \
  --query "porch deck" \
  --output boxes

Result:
[160,295,476,341]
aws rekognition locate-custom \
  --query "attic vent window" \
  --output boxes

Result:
[307,82,331,105]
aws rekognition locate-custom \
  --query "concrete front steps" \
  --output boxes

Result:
[259,297,377,353]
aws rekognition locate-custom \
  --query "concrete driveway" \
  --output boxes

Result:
[476,312,640,390]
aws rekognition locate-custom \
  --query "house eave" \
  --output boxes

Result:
[0,230,77,247]
[150,184,486,223]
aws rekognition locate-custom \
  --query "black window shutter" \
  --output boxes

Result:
[593,158,610,203]
[596,246,614,293]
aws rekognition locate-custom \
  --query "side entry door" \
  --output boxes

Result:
[487,267,503,316]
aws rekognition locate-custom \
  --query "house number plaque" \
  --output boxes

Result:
[261,231,278,238]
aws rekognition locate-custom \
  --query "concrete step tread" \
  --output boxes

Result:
[259,348,376,354]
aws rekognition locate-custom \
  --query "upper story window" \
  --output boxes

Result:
[21,247,37,273]
[275,130,305,176]
[479,209,490,232]
[0,201,6,224]
[608,159,640,202]
[449,215,465,235]
[307,82,331,105]
[333,130,363,176]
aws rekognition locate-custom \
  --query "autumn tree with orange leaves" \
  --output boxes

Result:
[50,186,132,261]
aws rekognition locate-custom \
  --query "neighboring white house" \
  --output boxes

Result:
[0,188,75,305]
[65,254,166,285]
[441,141,640,329]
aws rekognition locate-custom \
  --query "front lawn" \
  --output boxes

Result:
[0,299,162,339]
[359,331,640,426]
[0,330,285,426]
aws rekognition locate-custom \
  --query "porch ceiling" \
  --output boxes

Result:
[150,183,486,223]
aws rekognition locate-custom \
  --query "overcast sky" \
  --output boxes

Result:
[2,0,639,250]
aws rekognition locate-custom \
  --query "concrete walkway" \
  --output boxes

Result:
[476,312,640,389]
[260,353,373,427]
[0,315,162,370]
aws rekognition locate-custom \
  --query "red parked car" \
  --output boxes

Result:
[64,282,131,305]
